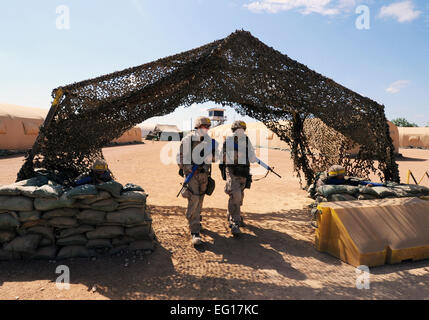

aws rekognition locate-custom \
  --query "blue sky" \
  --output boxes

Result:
[1,0,428,129]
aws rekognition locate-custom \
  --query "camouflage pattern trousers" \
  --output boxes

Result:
[181,171,208,234]
[225,167,247,223]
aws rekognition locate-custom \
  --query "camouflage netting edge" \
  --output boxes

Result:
[17,30,400,186]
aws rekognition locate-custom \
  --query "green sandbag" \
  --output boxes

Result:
[32,184,63,199]
[0,196,33,211]
[16,186,38,198]
[125,225,152,240]
[116,191,147,203]
[48,217,78,229]
[317,185,359,198]
[86,226,124,240]
[112,236,134,246]
[59,225,94,239]
[27,226,55,241]
[87,239,112,249]
[18,211,41,223]
[57,246,96,259]
[39,238,53,246]
[0,230,16,243]
[4,234,41,254]
[0,213,20,230]
[358,186,380,197]
[65,185,98,200]
[57,234,88,246]
[328,194,357,202]
[15,176,49,187]
[81,191,111,205]
[371,187,396,198]
[34,195,75,211]
[357,194,379,200]
[106,208,147,227]
[31,246,58,260]
[129,240,154,252]
[96,181,123,198]
[0,249,21,261]
[90,199,119,212]
[117,203,145,210]
[76,210,106,225]
[393,184,429,196]
[42,208,79,219]
[0,184,21,196]
[122,184,145,193]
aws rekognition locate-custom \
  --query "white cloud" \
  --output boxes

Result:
[379,1,421,23]
[386,80,410,94]
[244,0,362,15]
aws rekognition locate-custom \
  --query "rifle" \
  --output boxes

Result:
[177,165,200,197]
[231,142,282,179]
[256,158,282,179]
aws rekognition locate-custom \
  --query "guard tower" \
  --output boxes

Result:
[208,107,227,127]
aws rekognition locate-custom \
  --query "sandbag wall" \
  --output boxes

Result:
[0,177,154,260]
[314,182,429,203]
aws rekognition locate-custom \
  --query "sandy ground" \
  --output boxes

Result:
[0,142,429,300]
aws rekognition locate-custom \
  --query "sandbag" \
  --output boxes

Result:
[90,199,119,212]
[112,236,134,246]
[0,230,16,243]
[18,211,41,223]
[96,181,123,198]
[117,203,145,210]
[0,249,21,261]
[57,234,88,246]
[86,226,124,240]
[393,184,429,196]
[34,195,75,211]
[59,225,94,239]
[371,187,396,198]
[125,225,152,240]
[4,234,41,254]
[81,191,111,205]
[0,184,21,196]
[109,245,129,255]
[317,185,359,198]
[65,184,98,200]
[328,194,357,202]
[0,213,20,230]
[57,246,96,259]
[32,184,63,199]
[357,194,379,200]
[31,246,58,260]
[116,191,147,203]
[27,226,55,241]
[39,238,53,246]
[87,239,112,249]
[358,186,380,197]
[0,196,33,211]
[77,210,106,225]
[106,208,147,227]
[16,176,49,187]
[42,208,79,219]
[122,184,145,193]
[17,186,38,198]
[48,217,78,229]
[129,240,154,252]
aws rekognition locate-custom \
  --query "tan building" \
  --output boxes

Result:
[398,127,429,149]
[0,103,141,151]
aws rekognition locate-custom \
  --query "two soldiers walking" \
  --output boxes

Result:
[177,117,258,246]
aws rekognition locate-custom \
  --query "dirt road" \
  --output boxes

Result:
[0,143,428,300]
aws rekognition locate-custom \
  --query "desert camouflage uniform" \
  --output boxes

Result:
[223,132,257,225]
[177,130,217,234]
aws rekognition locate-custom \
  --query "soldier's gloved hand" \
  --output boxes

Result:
[183,165,193,175]
[179,169,184,177]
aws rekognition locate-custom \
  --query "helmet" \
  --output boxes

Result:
[231,121,247,131]
[328,165,345,177]
[194,117,211,129]
[92,159,108,172]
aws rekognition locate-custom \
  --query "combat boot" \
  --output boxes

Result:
[191,233,202,246]
[230,223,241,235]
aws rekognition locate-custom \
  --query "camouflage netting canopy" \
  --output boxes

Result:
[17,30,399,186]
